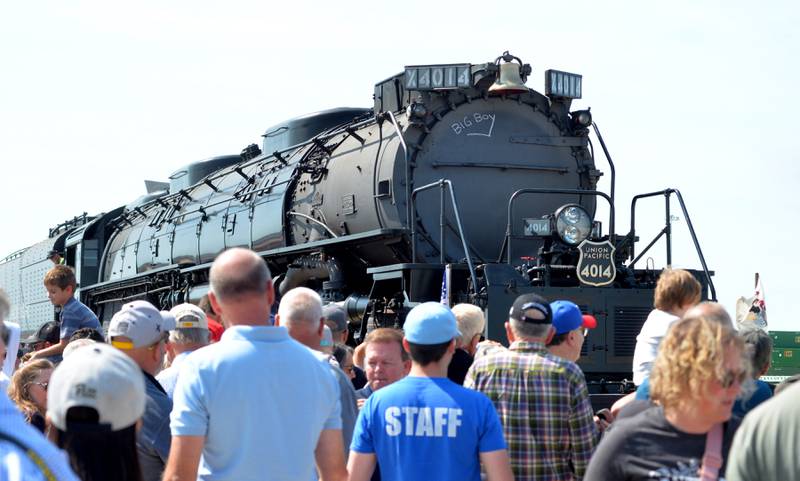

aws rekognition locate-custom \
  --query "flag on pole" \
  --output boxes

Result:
[735,273,767,331]
[752,273,767,328]
[440,264,451,307]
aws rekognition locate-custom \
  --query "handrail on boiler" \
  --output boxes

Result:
[382,111,413,229]
[410,179,478,295]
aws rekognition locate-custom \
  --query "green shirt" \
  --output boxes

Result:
[726,382,800,481]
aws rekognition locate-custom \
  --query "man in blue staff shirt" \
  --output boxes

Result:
[348,302,514,481]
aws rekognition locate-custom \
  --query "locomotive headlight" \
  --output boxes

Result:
[407,101,428,119]
[555,204,592,245]
[570,109,592,128]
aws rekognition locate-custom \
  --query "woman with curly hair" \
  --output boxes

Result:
[8,359,54,433]
[586,316,747,480]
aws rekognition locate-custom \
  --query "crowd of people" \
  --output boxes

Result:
[0,247,798,480]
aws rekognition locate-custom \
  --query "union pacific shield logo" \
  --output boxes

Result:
[576,240,616,287]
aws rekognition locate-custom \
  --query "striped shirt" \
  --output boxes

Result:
[464,340,596,481]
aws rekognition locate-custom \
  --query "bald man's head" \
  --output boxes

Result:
[684,301,732,327]
[210,248,272,302]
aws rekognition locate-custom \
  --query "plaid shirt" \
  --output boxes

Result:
[464,340,597,481]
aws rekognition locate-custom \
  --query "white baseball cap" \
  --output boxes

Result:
[169,303,209,330]
[47,343,146,431]
[62,338,96,358]
[107,300,176,350]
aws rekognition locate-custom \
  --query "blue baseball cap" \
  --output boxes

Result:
[403,302,461,345]
[550,300,597,335]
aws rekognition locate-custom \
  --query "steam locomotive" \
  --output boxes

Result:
[0,52,715,382]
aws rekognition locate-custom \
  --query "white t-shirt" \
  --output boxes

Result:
[631,309,679,385]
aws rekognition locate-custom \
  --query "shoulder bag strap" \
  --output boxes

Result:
[699,423,724,481]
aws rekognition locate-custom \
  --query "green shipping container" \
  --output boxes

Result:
[765,365,800,376]
[771,348,800,369]
[770,331,800,348]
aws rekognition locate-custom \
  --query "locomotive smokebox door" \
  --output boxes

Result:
[576,239,616,287]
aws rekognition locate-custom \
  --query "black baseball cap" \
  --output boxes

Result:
[46,250,62,260]
[322,304,348,333]
[509,293,552,324]
[23,321,61,344]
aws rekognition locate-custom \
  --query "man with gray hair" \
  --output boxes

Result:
[732,328,773,418]
[157,303,210,399]
[276,287,359,461]
[465,293,597,481]
[164,248,347,481]
[448,303,485,384]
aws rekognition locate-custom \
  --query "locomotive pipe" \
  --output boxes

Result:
[93,285,173,305]
[278,257,344,297]
[287,212,339,238]
[665,193,672,267]
[592,123,616,209]
[440,183,445,263]
[383,111,412,234]
[342,295,371,324]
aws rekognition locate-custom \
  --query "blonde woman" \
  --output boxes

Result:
[586,316,747,480]
[8,359,54,433]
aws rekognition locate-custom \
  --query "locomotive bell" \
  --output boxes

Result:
[489,61,529,95]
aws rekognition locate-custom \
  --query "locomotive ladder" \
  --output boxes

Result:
[628,188,716,301]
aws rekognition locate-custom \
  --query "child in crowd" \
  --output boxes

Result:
[631,269,701,385]
[26,265,100,362]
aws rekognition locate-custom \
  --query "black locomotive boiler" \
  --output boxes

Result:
[0,52,715,384]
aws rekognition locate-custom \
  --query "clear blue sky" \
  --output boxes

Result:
[1,1,797,329]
